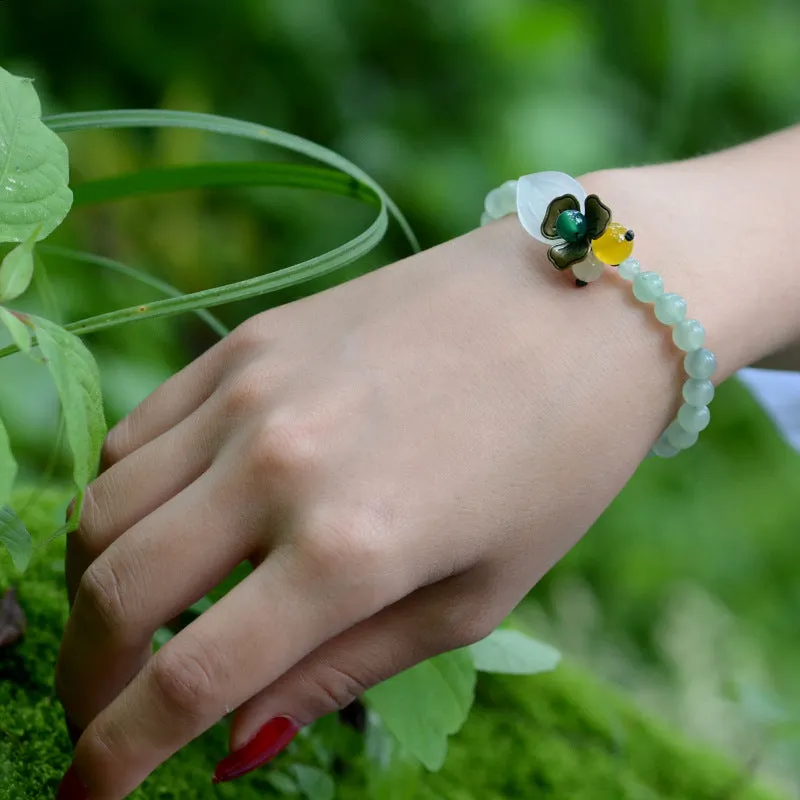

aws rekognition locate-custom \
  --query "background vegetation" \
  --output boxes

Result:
[1,0,800,794]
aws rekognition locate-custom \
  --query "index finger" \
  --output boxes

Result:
[63,535,407,798]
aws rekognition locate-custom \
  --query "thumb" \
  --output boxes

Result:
[212,573,496,784]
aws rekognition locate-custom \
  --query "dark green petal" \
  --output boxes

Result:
[585,194,612,240]
[547,239,589,270]
[541,194,580,240]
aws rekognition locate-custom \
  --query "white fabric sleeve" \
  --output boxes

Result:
[737,367,800,452]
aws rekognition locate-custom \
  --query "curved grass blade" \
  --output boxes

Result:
[39,245,229,338]
[72,163,379,208]
[44,110,418,252]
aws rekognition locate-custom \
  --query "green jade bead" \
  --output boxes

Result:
[617,257,640,281]
[677,403,711,433]
[684,348,717,379]
[556,210,588,243]
[682,378,715,407]
[632,271,664,303]
[651,433,680,459]
[672,319,706,351]
[654,292,687,325]
[665,420,699,450]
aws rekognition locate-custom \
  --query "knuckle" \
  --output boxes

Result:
[246,409,321,476]
[303,506,387,573]
[71,484,110,562]
[221,364,268,417]
[225,316,271,357]
[78,559,130,636]
[439,598,500,650]
[150,641,219,719]
[100,424,129,468]
[306,662,370,716]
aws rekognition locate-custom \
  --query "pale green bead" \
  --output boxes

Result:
[666,420,699,450]
[651,433,680,459]
[484,180,518,219]
[617,257,641,281]
[672,319,706,351]
[572,252,606,283]
[480,210,492,226]
[684,348,717,379]
[682,378,715,407]
[677,403,711,433]
[632,271,664,303]
[654,292,687,325]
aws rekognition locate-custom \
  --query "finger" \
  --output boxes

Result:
[57,463,265,731]
[65,397,223,607]
[99,332,239,469]
[215,572,500,783]
[65,531,411,799]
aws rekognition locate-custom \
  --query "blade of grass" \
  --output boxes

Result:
[72,162,379,208]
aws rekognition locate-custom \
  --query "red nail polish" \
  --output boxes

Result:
[57,764,89,799]
[212,716,300,784]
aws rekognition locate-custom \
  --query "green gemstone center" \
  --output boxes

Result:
[556,209,587,243]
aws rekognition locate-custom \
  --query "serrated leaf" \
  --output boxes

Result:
[0,68,73,243]
[365,649,476,771]
[469,629,561,675]
[32,316,106,491]
[0,307,31,354]
[0,227,38,300]
[0,415,16,508]
[288,765,334,800]
[0,506,33,572]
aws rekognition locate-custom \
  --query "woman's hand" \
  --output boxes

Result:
[60,139,800,797]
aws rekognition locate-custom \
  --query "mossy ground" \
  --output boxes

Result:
[0,489,783,799]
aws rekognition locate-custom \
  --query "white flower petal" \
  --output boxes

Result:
[516,171,587,244]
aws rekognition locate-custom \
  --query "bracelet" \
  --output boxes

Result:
[480,172,717,458]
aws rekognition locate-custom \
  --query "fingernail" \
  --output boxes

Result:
[212,716,300,784]
[57,764,89,799]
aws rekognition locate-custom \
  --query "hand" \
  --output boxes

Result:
[55,204,683,797]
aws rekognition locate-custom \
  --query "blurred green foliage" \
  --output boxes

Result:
[1,0,800,791]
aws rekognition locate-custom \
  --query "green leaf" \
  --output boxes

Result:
[0,227,39,301]
[0,68,73,243]
[365,711,422,800]
[0,506,33,572]
[365,649,476,771]
[0,416,16,508]
[469,629,561,675]
[32,316,106,491]
[288,765,334,800]
[0,307,31,355]
[266,771,300,795]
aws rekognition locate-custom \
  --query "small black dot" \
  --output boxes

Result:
[575,279,588,287]
[624,229,635,241]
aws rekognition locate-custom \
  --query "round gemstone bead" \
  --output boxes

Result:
[632,272,664,303]
[556,209,588,243]
[617,257,641,281]
[684,348,717,379]
[677,403,711,433]
[654,292,687,325]
[651,433,680,459]
[673,319,706,351]
[572,251,606,283]
[484,180,518,220]
[592,222,635,265]
[665,420,699,450]
[682,378,715,407]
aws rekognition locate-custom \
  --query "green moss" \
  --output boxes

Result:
[0,489,784,799]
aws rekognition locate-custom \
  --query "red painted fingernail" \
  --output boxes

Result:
[57,764,89,799]
[212,716,300,784]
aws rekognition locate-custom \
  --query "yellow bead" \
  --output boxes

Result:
[592,222,634,265]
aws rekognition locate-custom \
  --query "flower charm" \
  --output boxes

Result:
[515,172,611,270]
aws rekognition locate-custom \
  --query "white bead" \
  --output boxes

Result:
[632,272,664,303]
[572,252,606,283]
[673,319,706,351]
[484,180,518,220]
[665,420,699,450]
[677,403,711,433]
[654,293,687,325]
[516,172,587,244]
[617,258,640,281]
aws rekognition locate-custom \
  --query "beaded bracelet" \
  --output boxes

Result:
[480,172,717,458]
